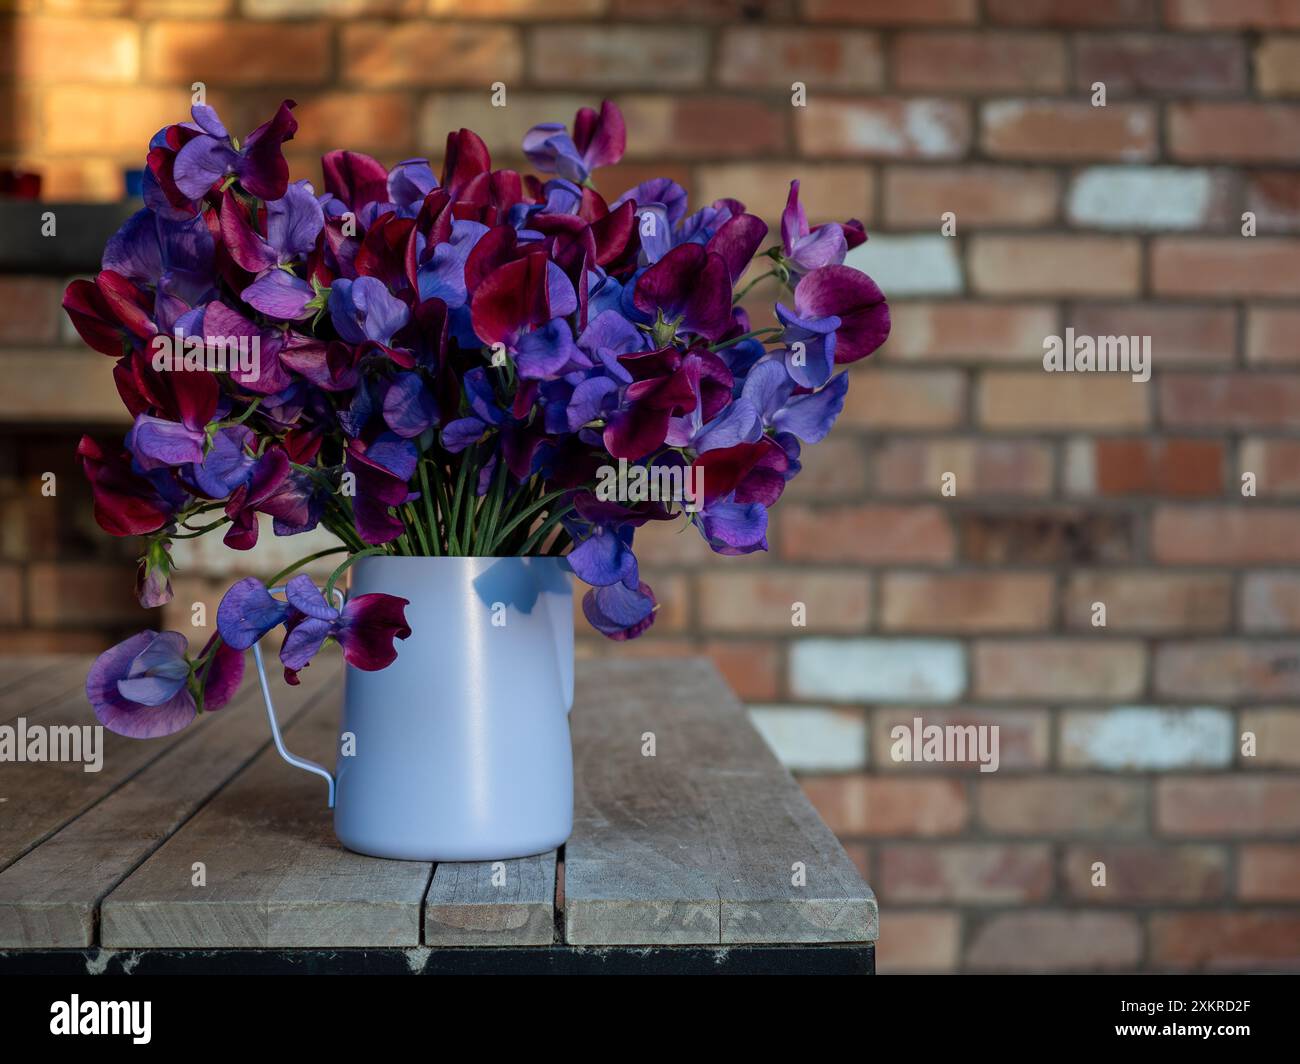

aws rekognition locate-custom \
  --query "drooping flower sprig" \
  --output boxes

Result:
[65,97,889,737]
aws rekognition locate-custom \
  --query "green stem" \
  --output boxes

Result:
[708,326,782,351]
[516,502,574,556]
[267,547,350,588]
[417,458,442,557]
[487,486,573,555]
[324,547,388,601]
[732,269,778,304]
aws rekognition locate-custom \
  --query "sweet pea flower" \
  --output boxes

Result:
[86,631,243,738]
[780,179,848,278]
[523,100,626,186]
[173,101,298,202]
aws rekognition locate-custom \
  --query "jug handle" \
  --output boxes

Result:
[251,583,339,809]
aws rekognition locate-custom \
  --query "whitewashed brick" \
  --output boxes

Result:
[1067,167,1222,230]
[846,235,963,296]
[747,705,867,772]
[1060,706,1233,769]
[790,639,966,703]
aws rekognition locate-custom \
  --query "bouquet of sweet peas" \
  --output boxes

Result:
[63,98,889,739]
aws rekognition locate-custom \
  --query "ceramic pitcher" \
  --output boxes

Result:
[254,555,574,861]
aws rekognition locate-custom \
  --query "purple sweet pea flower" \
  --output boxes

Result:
[387,158,439,216]
[514,318,589,381]
[741,357,850,445]
[173,101,298,202]
[86,629,243,738]
[127,413,208,472]
[344,434,419,544]
[381,371,439,438]
[217,577,291,649]
[775,302,840,390]
[416,219,489,307]
[780,179,848,278]
[330,276,411,345]
[582,580,656,641]
[695,495,769,555]
[523,100,626,186]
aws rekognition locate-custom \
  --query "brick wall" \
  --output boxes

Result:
[4,0,1300,971]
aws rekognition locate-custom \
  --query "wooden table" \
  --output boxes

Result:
[0,654,876,974]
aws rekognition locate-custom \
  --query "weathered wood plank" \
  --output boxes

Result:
[0,659,336,948]
[563,658,876,946]
[0,681,199,874]
[423,850,556,946]
[101,656,432,948]
[0,657,90,721]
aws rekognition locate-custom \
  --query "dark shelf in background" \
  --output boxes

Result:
[0,200,139,275]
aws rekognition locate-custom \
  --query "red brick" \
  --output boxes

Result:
[147,21,332,85]
[877,911,961,973]
[778,504,955,564]
[804,0,976,24]
[978,372,1150,430]
[974,640,1146,700]
[345,23,521,88]
[982,101,1156,161]
[625,515,715,566]
[874,438,1055,498]
[0,278,62,345]
[883,166,1059,228]
[1237,437,1300,494]
[1239,845,1300,900]
[1239,709,1300,768]
[968,912,1141,972]
[1063,844,1227,901]
[717,27,882,89]
[979,777,1147,834]
[1153,238,1300,297]
[1065,571,1232,632]
[1162,374,1300,430]
[704,640,781,701]
[1150,911,1300,970]
[1170,103,1300,162]
[1074,33,1246,95]
[840,369,966,429]
[1242,575,1300,630]
[1153,507,1300,564]
[801,776,968,836]
[1071,304,1237,366]
[1155,641,1300,700]
[881,573,1054,633]
[1165,0,1300,28]
[970,236,1142,296]
[26,562,146,627]
[1247,171,1300,233]
[882,302,1058,362]
[880,844,1052,904]
[1255,36,1300,96]
[1064,438,1225,498]
[529,26,706,88]
[0,17,138,84]
[893,32,1066,92]
[433,0,602,13]
[244,92,413,155]
[1247,307,1300,364]
[959,509,1137,564]
[622,96,786,159]
[987,0,1156,24]
[872,707,1049,770]
[796,98,971,160]
[697,571,870,634]
[1170,775,1300,832]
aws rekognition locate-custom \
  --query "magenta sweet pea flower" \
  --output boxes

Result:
[279,574,411,684]
[633,243,733,342]
[792,264,890,368]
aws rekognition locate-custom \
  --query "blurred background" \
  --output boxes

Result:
[2,0,1300,972]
